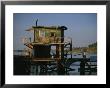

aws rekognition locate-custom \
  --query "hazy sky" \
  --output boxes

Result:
[13,13,97,50]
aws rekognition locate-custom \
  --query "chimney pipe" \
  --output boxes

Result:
[36,19,38,27]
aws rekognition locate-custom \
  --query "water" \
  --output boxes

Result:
[68,53,97,75]
[30,53,97,75]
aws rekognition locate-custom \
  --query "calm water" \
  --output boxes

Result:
[30,53,97,75]
[69,53,97,75]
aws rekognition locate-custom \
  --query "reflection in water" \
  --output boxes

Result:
[30,53,97,75]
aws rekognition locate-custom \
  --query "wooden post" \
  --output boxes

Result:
[57,30,65,75]
[61,30,64,59]
[80,52,86,75]
[70,38,72,59]
[56,45,59,58]
[57,60,65,75]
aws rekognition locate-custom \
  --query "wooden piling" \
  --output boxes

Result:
[80,52,86,75]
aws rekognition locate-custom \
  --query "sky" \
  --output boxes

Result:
[13,13,97,50]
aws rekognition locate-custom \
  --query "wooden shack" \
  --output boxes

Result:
[22,21,73,75]
[25,25,67,61]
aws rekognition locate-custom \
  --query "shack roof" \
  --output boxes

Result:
[26,26,67,31]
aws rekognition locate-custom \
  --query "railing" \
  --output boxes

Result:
[64,37,72,44]
[22,37,72,44]
[22,37,31,44]
[14,50,30,56]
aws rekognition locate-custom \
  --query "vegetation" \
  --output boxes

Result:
[72,42,97,54]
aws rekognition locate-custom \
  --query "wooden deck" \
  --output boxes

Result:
[31,42,65,45]
[32,58,58,62]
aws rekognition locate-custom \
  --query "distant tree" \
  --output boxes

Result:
[88,42,97,48]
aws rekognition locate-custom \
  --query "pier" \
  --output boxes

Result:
[14,20,97,75]
[14,50,97,75]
